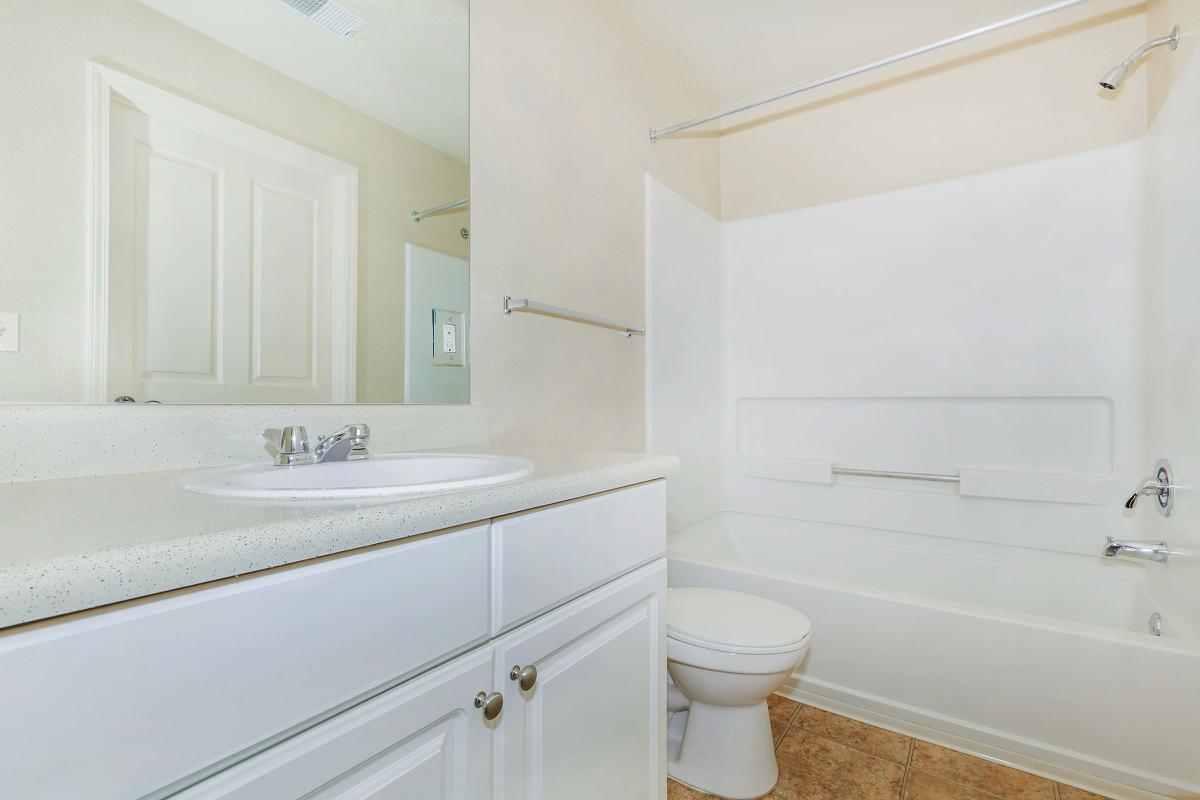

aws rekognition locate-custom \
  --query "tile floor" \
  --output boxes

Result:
[667,696,1115,800]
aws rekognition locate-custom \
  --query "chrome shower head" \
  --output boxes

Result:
[1100,25,1180,91]
[1099,63,1130,92]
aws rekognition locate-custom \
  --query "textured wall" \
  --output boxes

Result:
[1146,0,1200,124]
[469,0,721,450]
[718,4,1149,219]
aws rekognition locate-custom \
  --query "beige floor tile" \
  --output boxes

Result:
[794,706,912,764]
[904,770,1001,800]
[910,741,1055,800]
[768,694,802,747]
[667,778,712,799]
[773,731,905,800]
[1057,785,1115,800]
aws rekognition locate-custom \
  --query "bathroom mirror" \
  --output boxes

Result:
[0,0,470,404]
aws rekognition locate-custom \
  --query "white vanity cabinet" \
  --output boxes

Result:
[171,648,496,800]
[493,562,666,800]
[0,480,667,800]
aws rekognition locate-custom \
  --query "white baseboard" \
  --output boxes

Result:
[779,675,1178,800]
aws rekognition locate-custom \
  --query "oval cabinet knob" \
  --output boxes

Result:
[474,691,504,721]
[509,664,538,691]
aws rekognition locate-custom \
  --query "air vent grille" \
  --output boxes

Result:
[277,0,369,38]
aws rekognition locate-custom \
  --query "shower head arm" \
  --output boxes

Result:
[1101,26,1180,90]
[1123,27,1180,66]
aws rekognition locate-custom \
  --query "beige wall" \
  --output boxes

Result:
[719,6,1150,219]
[1147,0,1200,124]
[469,0,721,450]
[0,0,466,402]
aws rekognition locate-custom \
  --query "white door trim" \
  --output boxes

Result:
[85,63,359,402]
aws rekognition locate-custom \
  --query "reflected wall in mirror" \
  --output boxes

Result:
[1,0,469,404]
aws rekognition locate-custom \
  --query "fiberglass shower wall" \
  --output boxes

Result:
[648,141,1146,555]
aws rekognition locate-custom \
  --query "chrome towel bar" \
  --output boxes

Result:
[503,297,645,337]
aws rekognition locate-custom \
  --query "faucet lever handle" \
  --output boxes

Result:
[264,426,313,466]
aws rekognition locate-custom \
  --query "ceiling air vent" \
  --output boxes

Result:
[277,0,369,38]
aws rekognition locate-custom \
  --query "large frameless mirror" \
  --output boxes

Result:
[0,0,469,404]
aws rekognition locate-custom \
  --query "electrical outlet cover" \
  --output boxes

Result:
[431,309,464,367]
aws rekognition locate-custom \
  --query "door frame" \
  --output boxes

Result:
[85,63,359,402]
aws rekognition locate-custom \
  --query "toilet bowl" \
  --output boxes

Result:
[667,587,811,800]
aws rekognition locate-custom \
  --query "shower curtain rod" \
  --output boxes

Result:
[649,0,1094,141]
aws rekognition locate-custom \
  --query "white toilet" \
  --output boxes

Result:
[667,587,812,800]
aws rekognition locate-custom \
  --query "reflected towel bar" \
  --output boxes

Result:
[833,467,960,484]
[411,197,468,222]
[503,297,645,337]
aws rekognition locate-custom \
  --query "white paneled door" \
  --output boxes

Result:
[104,86,356,403]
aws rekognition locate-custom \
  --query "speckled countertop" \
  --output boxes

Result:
[0,447,678,629]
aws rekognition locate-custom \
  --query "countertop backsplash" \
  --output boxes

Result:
[0,404,490,483]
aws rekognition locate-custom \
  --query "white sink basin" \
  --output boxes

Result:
[177,453,535,500]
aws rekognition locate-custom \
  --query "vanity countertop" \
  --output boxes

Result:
[0,448,678,629]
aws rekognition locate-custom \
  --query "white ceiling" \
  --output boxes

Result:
[628,0,1144,114]
[136,0,469,161]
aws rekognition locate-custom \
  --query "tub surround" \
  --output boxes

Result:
[0,446,677,629]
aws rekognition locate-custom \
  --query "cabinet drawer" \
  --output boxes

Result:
[0,524,490,800]
[491,481,666,633]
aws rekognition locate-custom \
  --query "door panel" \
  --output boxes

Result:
[139,146,219,377]
[252,182,317,384]
[107,97,344,402]
[173,648,495,800]
[494,559,667,800]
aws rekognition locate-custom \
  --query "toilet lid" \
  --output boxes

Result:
[667,587,811,655]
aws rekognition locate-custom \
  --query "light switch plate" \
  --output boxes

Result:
[432,309,464,367]
[0,313,18,352]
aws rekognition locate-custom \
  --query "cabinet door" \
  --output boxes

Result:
[174,648,496,800]
[493,559,667,800]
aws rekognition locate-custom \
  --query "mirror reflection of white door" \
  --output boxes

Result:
[101,75,356,403]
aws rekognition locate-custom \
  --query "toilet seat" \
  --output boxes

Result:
[668,587,811,655]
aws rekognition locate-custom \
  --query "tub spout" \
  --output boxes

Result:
[1104,536,1171,563]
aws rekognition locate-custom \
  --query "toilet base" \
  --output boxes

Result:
[668,698,778,799]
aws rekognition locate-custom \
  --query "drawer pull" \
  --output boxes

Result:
[509,664,538,691]
[474,691,504,721]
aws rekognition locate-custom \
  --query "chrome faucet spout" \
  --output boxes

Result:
[313,423,372,463]
[263,423,370,466]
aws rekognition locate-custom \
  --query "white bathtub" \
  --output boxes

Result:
[668,512,1200,799]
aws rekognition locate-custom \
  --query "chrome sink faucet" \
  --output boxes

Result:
[1104,537,1171,563]
[263,424,371,466]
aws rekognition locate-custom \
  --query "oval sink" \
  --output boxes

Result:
[177,453,535,500]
